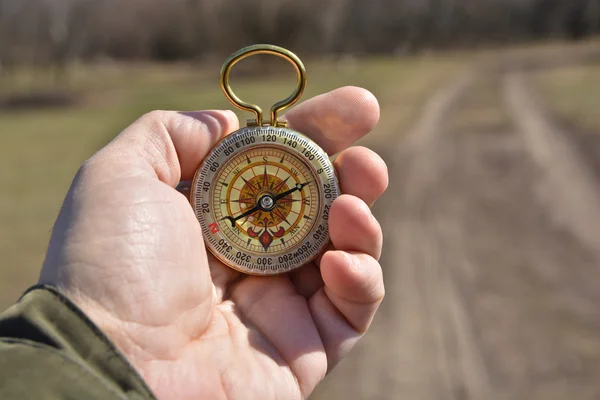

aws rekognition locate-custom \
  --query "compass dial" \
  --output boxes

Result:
[191,126,339,275]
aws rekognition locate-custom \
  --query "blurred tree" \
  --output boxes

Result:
[44,0,95,80]
[0,0,22,74]
[0,0,599,68]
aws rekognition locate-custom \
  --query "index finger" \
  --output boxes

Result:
[283,86,380,155]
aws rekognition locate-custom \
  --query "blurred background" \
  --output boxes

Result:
[1,0,600,399]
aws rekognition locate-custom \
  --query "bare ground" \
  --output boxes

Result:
[312,54,600,399]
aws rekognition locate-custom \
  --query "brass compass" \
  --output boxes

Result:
[190,44,340,275]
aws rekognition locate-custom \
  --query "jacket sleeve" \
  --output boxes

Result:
[0,285,157,400]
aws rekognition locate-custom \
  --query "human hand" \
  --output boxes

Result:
[39,86,388,400]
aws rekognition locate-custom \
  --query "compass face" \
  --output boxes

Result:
[191,126,339,275]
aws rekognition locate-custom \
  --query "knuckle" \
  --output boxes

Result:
[139,109,168,124]
[136,110,171,139]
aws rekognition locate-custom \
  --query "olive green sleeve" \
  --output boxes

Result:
[0,285,157,400]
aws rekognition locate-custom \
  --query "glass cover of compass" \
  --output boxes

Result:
[191,126,339,275]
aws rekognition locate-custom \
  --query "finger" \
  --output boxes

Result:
[308,251,384,368]
[292,193,382,298]
[329,194,383,260]
[94,110,239,186]
[334,146,388,207]
[321,252,384,330]
[283,86,380,155]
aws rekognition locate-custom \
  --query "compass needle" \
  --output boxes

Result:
[191,44,340,275]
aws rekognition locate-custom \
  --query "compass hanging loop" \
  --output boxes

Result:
[220,44,306,127]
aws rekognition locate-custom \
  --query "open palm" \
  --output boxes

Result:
[40,87,388,400]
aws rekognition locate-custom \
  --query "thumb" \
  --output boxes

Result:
[92,110,239,186]
[39,109,238,325]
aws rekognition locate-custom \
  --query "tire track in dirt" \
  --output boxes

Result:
[313,71,492,400]
[378,68,600,399]
[505,72,600,255]
[382,72,495,400]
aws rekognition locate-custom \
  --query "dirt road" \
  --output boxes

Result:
[312,55,600,399]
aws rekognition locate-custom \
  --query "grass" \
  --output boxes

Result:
[534,62,600,132]
[0,54,463,309]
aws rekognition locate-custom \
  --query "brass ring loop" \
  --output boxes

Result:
[220,44,306,127]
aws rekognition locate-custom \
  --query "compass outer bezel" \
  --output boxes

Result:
[190,125,340,275]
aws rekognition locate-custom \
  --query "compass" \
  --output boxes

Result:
[190,44,340,275]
